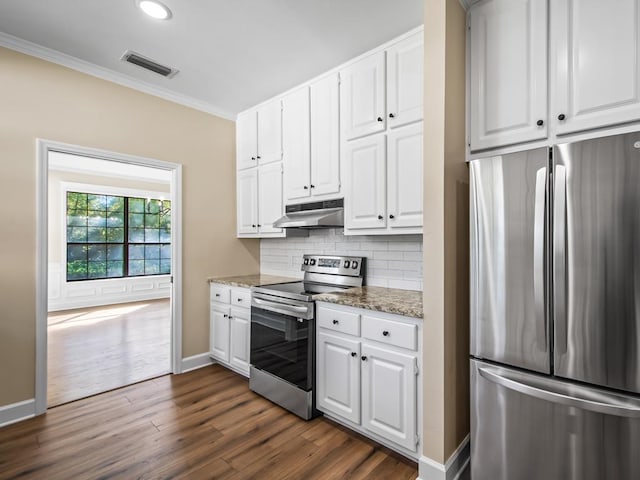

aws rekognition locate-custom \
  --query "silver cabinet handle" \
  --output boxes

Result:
[553,164,567,354]
[253,298,307,312]
[533,167,547,351]
[479,366,640,418]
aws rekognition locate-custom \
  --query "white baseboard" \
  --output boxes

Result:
[418,435,470,480]
[0,399,36,428]
[180,353,214,373]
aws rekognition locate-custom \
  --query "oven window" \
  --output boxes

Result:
[251,307,313,391]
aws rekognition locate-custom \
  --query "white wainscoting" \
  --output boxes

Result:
[48,262,171,311]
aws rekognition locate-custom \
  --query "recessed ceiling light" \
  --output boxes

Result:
[137,0,172,20]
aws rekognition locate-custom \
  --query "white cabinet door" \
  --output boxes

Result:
[341,51,386,140]
[229,307,250,375]
[317,331,361,424]
[344,135,387,230]
[387,32,424,129]
[310,73,341,198]
[257,99,282,165]
[237,168,258,235]
[236,110,258,170]
[469,0,548,151]
[551,0,640,135]
[258,162,284,234]
[361,343,417,452]
[210,304,230,363]
[387,122,423,229]
[283,87,311,201]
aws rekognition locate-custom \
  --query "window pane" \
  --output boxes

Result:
[107,245,123,261]
[160,245,171,260]
[160,259,171,274]
[145,245,160,260]
[129,213,144,228]
[67,210,87,227]
[67,192,88,212]
[147,199,160,214]
[162,200,171,211]
[160,228,171,243]
[145,228,160,243]
[88,261,107,279]
[107,212,124,227]
[145,213,159,228]
[88,227,106,242]
[159,213,170,229]
[67,244,87,262]
[107,196,124,213]
[129,244,145,260]
[129,259,145,276]
[67,227,87,243]
[88,244,107,262]
[87,211,106,227]
[67,260,88,280]
[88,194,107,211]
[145,260,160,275]
[129,197,145,213]
[107,261,123,277]
[128,228,144,243]
[106,227,124,243]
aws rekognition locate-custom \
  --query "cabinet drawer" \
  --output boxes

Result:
[231,288,251,307]
[210,284,231,304]
[317,306,360,336]
[362,315,417,351]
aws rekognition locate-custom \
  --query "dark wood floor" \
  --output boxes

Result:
[47,299,171,406]
[0,365,418,479]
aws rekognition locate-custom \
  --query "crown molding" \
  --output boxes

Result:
[0,32,236,121]
[458,0,473,10]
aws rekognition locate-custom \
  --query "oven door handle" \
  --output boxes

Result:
[253,298,309,314]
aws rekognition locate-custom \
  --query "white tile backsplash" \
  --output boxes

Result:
[260,228,423,291]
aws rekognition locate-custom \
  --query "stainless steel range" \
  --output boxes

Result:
[250,254,365,420]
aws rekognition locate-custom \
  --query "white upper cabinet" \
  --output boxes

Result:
[341,51,387,140]
[310,73,341,198]
[551,0,640,135]
[387,122,423,229]
[258,162,284,234]
[236,111,258,170]
[256,99,283,165]
[387,33,424,129]
[344,135,387,230]
[469,0,548,151]
[236,168,258,235]
[283,87,311,201]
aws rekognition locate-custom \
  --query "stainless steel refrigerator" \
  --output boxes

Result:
[470,131,640,480]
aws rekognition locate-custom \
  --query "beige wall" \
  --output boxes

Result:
[0,47,260,406]
[422,0,469,464]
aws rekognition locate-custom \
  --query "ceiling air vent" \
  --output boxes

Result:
[121,50,178,78]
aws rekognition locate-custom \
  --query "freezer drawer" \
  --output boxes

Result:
[470,148,550,373]
[471,359,640,480]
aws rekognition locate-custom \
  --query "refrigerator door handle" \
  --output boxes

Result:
[478,366,640,418]
[533,167,547,350]
[553,164,567,354]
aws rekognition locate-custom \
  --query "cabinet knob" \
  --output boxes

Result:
[558,114,566,121]
[536,119,544,126]
[382,330,389,337]
[251,157,256,161]
[332,319,339,325]
[257,224,261,227]
[252,224,256,228]
[257,155,261,159]
[303,185,309,190]
[237,298,242,302]
[389,214,395,219]
[377,117,383,122]
[215,294,220,297]
[310,184,315,189]
[228,316,233,319]
[377,215,383,220]
[389,113,395,118]
[361,355,368,361]
[223,314,228,318]
[351,352,357,357]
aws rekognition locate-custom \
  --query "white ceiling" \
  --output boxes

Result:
[0,0,423,118]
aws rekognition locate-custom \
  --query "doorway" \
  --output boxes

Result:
[36,140,183,414]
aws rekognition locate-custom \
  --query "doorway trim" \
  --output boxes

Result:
[35,139,183,415]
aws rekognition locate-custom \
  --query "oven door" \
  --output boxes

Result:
[250,293,315,391]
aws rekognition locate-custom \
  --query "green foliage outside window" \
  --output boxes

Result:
[66,192,171,281]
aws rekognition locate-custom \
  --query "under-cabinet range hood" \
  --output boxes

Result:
[273,199,343,229]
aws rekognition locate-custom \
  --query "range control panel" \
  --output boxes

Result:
[301,254,365,277]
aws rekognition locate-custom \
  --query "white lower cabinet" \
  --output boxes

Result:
[209,283,251,377]
[316,302,421,458]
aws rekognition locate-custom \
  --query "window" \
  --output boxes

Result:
[66,191,171,281]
